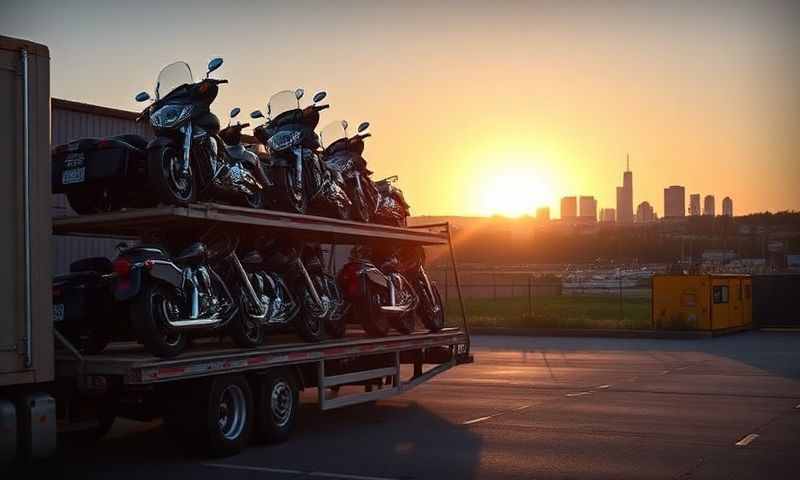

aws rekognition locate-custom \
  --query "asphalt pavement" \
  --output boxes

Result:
[30,331,800,479]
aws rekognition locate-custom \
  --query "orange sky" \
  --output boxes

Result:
[3,1,799,217]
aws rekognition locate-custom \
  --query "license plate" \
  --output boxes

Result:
[62,167,86,185]
[53,303,65,323]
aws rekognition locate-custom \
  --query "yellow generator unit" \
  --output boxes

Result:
[652,275,752,332]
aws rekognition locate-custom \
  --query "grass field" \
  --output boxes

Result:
[444,294,653,330]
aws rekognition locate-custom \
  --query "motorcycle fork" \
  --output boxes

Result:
[180,122,193,176]
[294,258,324,308]
[388,273,398,306]
[229,253,268,318]
[418,267,435,301]
[293,148,304,189]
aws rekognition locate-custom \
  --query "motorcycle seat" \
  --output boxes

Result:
[175,242,208,265]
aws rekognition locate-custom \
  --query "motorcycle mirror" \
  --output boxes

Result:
[312,91,327,104]
[250,110,264,119]
[230,107,241,119]
[357,121,370,133]
[207,57,223,75]
[135,91,151,102]
[341,120,349,132]
[295,88,305,100]
[115,241,128,251]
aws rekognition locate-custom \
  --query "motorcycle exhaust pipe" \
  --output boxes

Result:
[167,317,224,329]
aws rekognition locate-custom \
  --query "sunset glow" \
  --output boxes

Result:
[478,169,554,218]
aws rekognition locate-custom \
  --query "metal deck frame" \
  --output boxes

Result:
[52,203,472,410]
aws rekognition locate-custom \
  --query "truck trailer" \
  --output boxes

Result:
[0,35,472,462]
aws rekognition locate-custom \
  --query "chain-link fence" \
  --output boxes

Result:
[429,270,653,330]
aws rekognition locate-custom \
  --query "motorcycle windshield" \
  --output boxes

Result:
[268,90,300,120]
[319,120,348,149]
[155,61,193,100]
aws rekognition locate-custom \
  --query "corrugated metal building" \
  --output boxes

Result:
[51,98,154,273]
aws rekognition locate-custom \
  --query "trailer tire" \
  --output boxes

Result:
[254,369,299,443]
[189,375,253,457]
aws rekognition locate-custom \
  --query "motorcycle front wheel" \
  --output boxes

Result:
[131,282,188,358]
[351,189,371,223]
[417,281,445,332]
[147,145,196,206]
[295,273,330,342]
[322,274,346,339]
[228,294,264,348]
[273,167,306,214]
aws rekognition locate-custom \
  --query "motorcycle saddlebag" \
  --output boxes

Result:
[51,136,147,194]
[52,270,113,327]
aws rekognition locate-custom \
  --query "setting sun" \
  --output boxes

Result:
[478,170,554,217]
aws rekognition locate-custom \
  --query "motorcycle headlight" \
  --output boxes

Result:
[150,104,193,128]
[267,130,302,152]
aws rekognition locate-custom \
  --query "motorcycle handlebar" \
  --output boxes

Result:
[240,122,250,129]
[207,78,228,85]
[315,104,330,111]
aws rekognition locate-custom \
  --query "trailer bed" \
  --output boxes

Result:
[57,328,470,386]
[53,202,449,245]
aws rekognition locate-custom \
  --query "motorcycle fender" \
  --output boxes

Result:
[114,268,143,301]
[147,261,183,289]
[364,268,389,289]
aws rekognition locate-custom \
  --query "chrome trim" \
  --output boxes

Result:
[182,122,192,176]
[295,259,323,307]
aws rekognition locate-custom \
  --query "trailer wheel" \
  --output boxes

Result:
[192,375,253,457]
[254,369,299,443]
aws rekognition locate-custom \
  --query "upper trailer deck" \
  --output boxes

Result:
[52,203,449,245]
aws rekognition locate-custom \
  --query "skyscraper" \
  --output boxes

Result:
[722,197,732,217]
[664,186,686,218]
[536,206,550,222]
[579,196,597,222]
[703,195,715,216]
[615,155,633,223]
[599,208,616,223]
[561,196,577,219]
[689,194,701,216]
[636,201,655,223]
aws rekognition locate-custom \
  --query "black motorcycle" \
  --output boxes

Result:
[113,233,264,358]
[250,89,351,218]
[338,246,418,337]
[134,58,267,209]
[373,175,411,227]
[319,120,378,223]
[241,238,344,341]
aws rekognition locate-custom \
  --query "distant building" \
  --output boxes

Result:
[615,156,633,223]
[722,197,733,217]
[689,194,701,216]
[561,196,577,219]
[579,196,597,222]
[704,195,715,216]
[599,208,616,223]
[663,185,686,218]
[536,206,550,222]
[636,201,655,223]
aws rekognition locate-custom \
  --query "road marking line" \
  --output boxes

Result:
[204,463,304,475]
[795,403,800,409]
[595,384,611,390]
[463,415,494,425]
[735,433,759,446]
[660,370,671,375]
[463,403,534,425]
[566,391,592,397]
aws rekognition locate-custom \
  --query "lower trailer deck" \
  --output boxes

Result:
[56,328,470,386]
